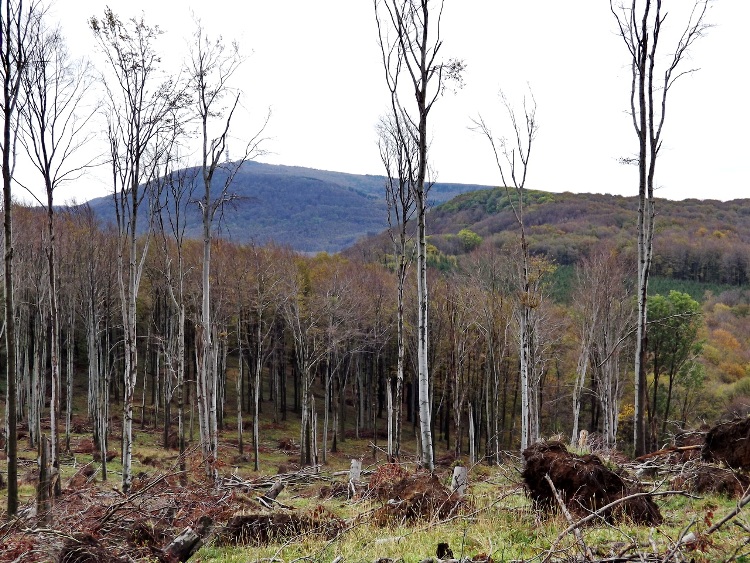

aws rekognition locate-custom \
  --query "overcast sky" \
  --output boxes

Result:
[27,0,748,205]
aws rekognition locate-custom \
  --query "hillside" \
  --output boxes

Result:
[351,188,750,288]
[84,164,750,284]
[83,161,490,253]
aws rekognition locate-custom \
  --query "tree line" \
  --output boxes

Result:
[3,203,708,505]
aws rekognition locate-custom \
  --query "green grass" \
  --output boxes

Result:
[2,374,749,563]
[187,461,748,563]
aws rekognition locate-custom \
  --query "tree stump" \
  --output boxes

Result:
[257,480,285,508]
[450,466,468,497]
[349,459,362,483]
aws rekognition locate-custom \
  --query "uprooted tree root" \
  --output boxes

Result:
[672,463,750,499]
[371,472,467,526]
[702,417,750,469]
[217,505,344,546]
[522,441,662,526]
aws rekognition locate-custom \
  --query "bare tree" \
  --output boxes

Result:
[374,0,463,470]
[20,16,95,501]
[570,256,602,444]
[610,0,710,456]
[156,156,196,479]
[377,110,416,459]
[466,245,513,461]
[1,0,41,518]
[90,8,180,493]
[243,243,284,471]
[473,90,540,450]
[186,20,268,479]
[280,256,328,467]
[71,206,116,481]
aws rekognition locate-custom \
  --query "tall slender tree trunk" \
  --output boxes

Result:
[236,313,244,456]
[416,186,433,469]
[120,204,141,493]
[394,255,406,459]
[253,313,264,471]
[46,194,61,494]
[65,302,74,453]
[2,0,21,517]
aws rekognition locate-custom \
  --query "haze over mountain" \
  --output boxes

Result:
[83,161,489,253]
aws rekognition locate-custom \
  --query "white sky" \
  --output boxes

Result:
[24,0,749,204]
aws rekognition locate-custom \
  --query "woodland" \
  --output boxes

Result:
[2,0,750,562]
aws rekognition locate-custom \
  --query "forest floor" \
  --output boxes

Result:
[1,407,750,562]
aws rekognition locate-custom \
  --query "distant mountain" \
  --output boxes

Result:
[83,161,491,253]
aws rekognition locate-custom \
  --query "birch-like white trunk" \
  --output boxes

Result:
[416,189,433,470]
[236,315,243,456]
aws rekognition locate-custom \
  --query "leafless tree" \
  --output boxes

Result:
[242,243,285,471]
[90,7,180,493]
[472,90,541,450]
[1,0,42,518]
[374,0,464,470]
[610,0,710,456]
[280,257,328,467]
[186,20,268,479]
[20,15,95,501]
[156,153,196,479]
[63,205,117,481]
[466,245,513,461]
[570,258,602,444]
[377,110,416,459]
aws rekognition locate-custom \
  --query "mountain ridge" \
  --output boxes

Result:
[82,161,496,253]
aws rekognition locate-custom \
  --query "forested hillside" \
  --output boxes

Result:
[350,188,750,287]
[7,198,750,458]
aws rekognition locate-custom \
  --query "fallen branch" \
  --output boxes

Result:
[97,471,176,527]
[544,474,593,562]
[635,445,702,462]
[542,489,691,563]
[705,486,750,535]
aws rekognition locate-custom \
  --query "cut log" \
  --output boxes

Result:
[257,480,285,508]
[159,526,203,563]
[266,480,285,500]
